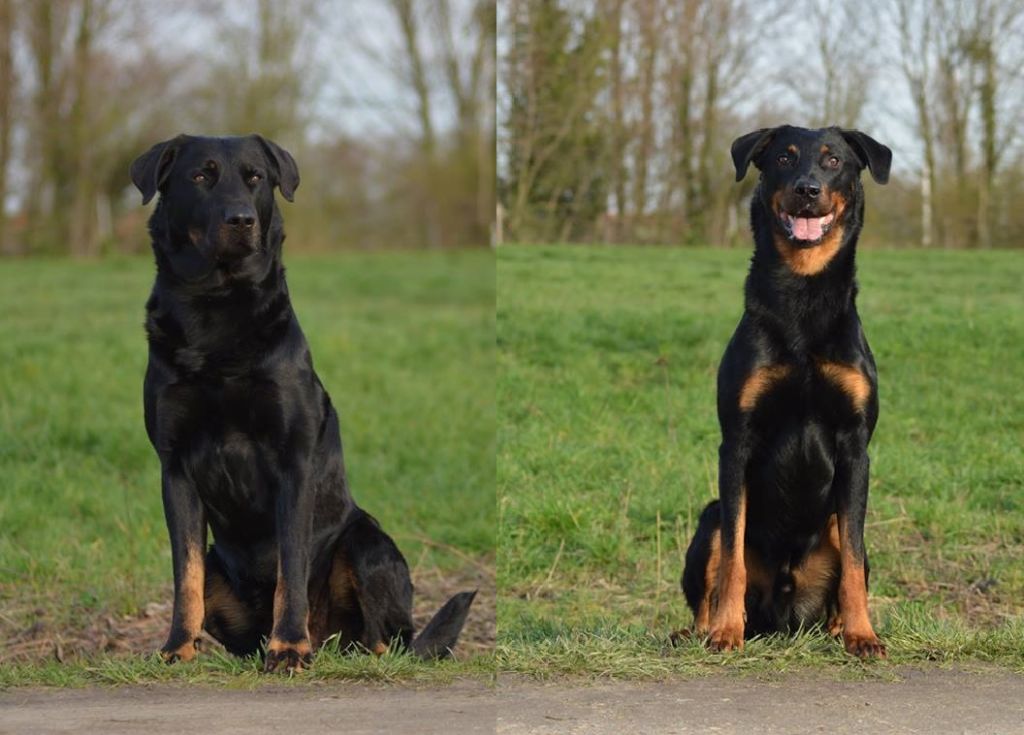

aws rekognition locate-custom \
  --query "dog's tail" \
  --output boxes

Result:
[409,589,477,659]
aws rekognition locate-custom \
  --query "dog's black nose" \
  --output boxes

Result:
[794,178,821,198]
[224,206,256,228]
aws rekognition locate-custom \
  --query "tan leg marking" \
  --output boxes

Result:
[204,569,250,636]
[267,638,313,656]
[837,516,885,658]
[270,558,310,642]
[272,559,285,622]
[693,530,721,635]
[161,548,205,663]
[708,489,747,652]
[265,559,314,672]
[792,514,841,624]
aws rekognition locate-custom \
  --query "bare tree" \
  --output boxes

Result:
[631,0,660,221]
[605,0,626,239]
[962,0,1024,248]
[435,0,496,244]
[893,0,938,247]
[503,0,607,241]
[68,0,98,256]
[0,0,14,253]
[801,0,873,127]
[23,0,66,250]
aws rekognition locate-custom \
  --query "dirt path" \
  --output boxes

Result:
[0,683,496,735]
[2,670,1022,735]
[497,670,1024,734]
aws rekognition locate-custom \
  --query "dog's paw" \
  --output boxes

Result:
[668,628,695,647]
[264,639,313,673]
[160,638,200,663]
[826,613,844,638]
[707,622,744,652]
[843,631,886,659]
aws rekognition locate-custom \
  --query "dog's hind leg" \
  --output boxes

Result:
[681,501,722,637]
[791,514,843,634]
[202,549,268,658]
[334,509,417,654]
[335,509,475,659]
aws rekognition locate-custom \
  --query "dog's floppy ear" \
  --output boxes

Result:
[130,135,188,205]
[253,135,300,202]
[730,127,778,181]
[839,129,892,185]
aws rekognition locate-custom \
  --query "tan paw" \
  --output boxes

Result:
[160,638,199,663]
[707,621,744,652]
[826,614,844,638]
[264,638,313,673]
[843,631,887,659]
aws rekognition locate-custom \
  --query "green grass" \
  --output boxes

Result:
[0,645,497,688]
[497,244,1024,677]
[0,250,495,684]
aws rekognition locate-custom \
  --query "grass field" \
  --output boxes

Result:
[0,250,495,685]
[497,244,1024,677]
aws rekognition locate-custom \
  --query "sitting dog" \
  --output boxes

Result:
[680,126,892,658]
[131,134,475,672]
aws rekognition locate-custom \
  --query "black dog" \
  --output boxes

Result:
[680,126,891,658]
[130,134,475,672]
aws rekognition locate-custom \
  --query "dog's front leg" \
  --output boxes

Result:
[708,439,749,652]
[834,426,885,658]
[159,467,207,663]
[265,468,315,673]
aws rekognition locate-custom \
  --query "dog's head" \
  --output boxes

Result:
[731,126,891,247]
[131,134,299,284]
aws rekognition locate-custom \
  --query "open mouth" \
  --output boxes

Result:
[778,211,835,244]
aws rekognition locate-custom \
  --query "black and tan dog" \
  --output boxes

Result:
[131,134,474,672]
[680,125,892,658]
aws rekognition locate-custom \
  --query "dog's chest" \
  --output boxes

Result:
[740,358,871,423]
[156,376,288,495]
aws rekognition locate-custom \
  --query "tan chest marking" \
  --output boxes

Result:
[739,365,792,411]
[817,360,871,411]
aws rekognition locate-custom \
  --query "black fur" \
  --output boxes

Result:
[681,126,891,657]
[132,134,474,671]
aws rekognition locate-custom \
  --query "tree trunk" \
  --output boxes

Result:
[607,0,626,242]
[69,0,96,257]
[976,36,996,249]
[632,0,659,226]
[676,0,699,225]
[26,0,62,252]
[0,0,14,253]
[390,0,440,248]
[917,85,939,249]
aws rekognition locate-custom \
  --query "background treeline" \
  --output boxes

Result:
[0,0,495,255]
[499,0,1024,248]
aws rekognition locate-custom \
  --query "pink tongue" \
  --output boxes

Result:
[792,217,823,241]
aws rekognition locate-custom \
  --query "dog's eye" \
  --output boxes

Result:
[192,172,207,183]
[827,156,841,169]
[247,173,262,185]
[777,154,791,166]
